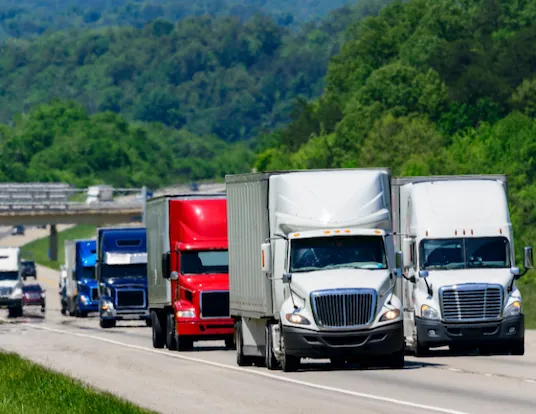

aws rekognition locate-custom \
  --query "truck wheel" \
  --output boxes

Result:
[236,320,255,367]
[265,324,280,370]
[166,313,177,351]
[510,339,524,356]
[225,336,236,350]
[151,311,165,349]
[280,330,299,372]
[100,319,115,329]
[414,338,430,357]
[79,311,88,318]
[145,319,152,327]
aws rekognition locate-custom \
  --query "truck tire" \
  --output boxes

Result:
[151,311,165,349]
[265,324,280,370]
[510,338,524,356]
[280,327,300,372]
[414,338,430,357]
[166,313,177,351]
[8,306,22,318]
[225,335,236,350]
[235,320,255,367]
[100,318,116,329]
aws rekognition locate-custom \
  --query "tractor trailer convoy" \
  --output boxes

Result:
[147,194,235,351]
[392,175,533,356]
[96,227,150,328]
[226,169,405,372]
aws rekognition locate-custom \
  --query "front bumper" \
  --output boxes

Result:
[23,300,45,307]
[101,308,150,321]
[283,321,404,358]
[177,318,234,340]
[416,315,524,348]
[78,301,99,312]
[0,298,22,308]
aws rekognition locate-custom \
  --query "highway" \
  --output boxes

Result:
[0,195,536,413]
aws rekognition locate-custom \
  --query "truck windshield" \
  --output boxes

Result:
[0,271,19,281]
[419,237,511,270]
[102,264,146,278]
[181,250,228,275]
[79,266,95,279]
[290,235,387,273]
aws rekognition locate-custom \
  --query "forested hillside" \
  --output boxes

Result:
[0,1,390,142]
[255,0,536,267]
[0,0,349,39]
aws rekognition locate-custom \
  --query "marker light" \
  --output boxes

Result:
[324,230,330,234]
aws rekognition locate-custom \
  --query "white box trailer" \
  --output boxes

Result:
[392,175,533,356]
[0,247,23,317]
[226,169,405,372]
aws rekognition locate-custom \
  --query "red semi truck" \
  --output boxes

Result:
[146,193,235,351]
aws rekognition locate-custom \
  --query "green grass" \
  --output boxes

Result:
[0,352,155,414]
[519,272,536,329]
[21,225,96,270]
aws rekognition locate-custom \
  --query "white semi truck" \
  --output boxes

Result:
[0,247,24,317]
[392,175,533,356]
[226,169,405,372]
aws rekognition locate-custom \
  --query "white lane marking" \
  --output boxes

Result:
[25,323,469,414]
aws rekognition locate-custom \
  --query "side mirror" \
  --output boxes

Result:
[261,243,271,273]
[394,250,403,278]
[170,271,179,281]
[419,270,429,279]
[524,246,533,269]
[282,272,292,284]
[162,252,171,279]
[402,238,413,268]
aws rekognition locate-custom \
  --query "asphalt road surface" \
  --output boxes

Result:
[1,222,536,413]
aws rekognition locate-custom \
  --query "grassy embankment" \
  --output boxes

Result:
[0,351,154,414]
[21,225,96,270]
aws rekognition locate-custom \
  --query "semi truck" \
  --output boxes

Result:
[226,169,405,372]
[63,239,98,317]
[147,194,235,351]
[392,175,533,356]
[0,247,23,318]
[96,227,150,328]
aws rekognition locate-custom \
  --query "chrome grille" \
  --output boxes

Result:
[0,287,13,297]
[116,289,145,308]
[440,284,503,322]
[310,289,376,328]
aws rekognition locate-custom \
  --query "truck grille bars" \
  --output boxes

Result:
[439,284,503,322]
[310,289,377,328]
[200,291,230,318]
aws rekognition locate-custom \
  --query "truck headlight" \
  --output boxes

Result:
[379,309,400,322]
[80,295,88,304]
[421,304,440,320]
[11,288,22,299]
[504,301,521,317]
[101,301,114,311]
[176,310,195,318]
[285,312,310,325]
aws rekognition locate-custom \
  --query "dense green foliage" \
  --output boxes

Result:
[0,0,350,40]
[0,100,254,185]
[0,351,155,413]
[0,1,390,142]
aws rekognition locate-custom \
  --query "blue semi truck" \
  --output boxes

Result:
[61,239,98,317]
[96,226,150,329]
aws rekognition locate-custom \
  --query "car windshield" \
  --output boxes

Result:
[23,285,42,292]
[419,237,511,270]
[0,271,19,281]
[22,261,34,266]
[180,250,228,275]
[102,263,146,279]
[290,235,388,273]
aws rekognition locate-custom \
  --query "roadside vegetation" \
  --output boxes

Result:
[0,351,155,413]
[21,225,96,270]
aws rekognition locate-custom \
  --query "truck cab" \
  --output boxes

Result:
[393,176,533,356]
[0,247,24,318]
[64,239,98,317]
[96,227,150,328]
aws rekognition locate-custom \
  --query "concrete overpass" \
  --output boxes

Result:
[0,181,226,260]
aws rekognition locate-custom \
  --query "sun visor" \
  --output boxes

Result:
[104,252,147,265]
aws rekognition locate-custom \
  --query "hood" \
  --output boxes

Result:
[427,268,512,292]
[289,268,391,298]
[103,276,147,287]
[78,278,98,288]
[180,274,229,293]
[0,279,22,288]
